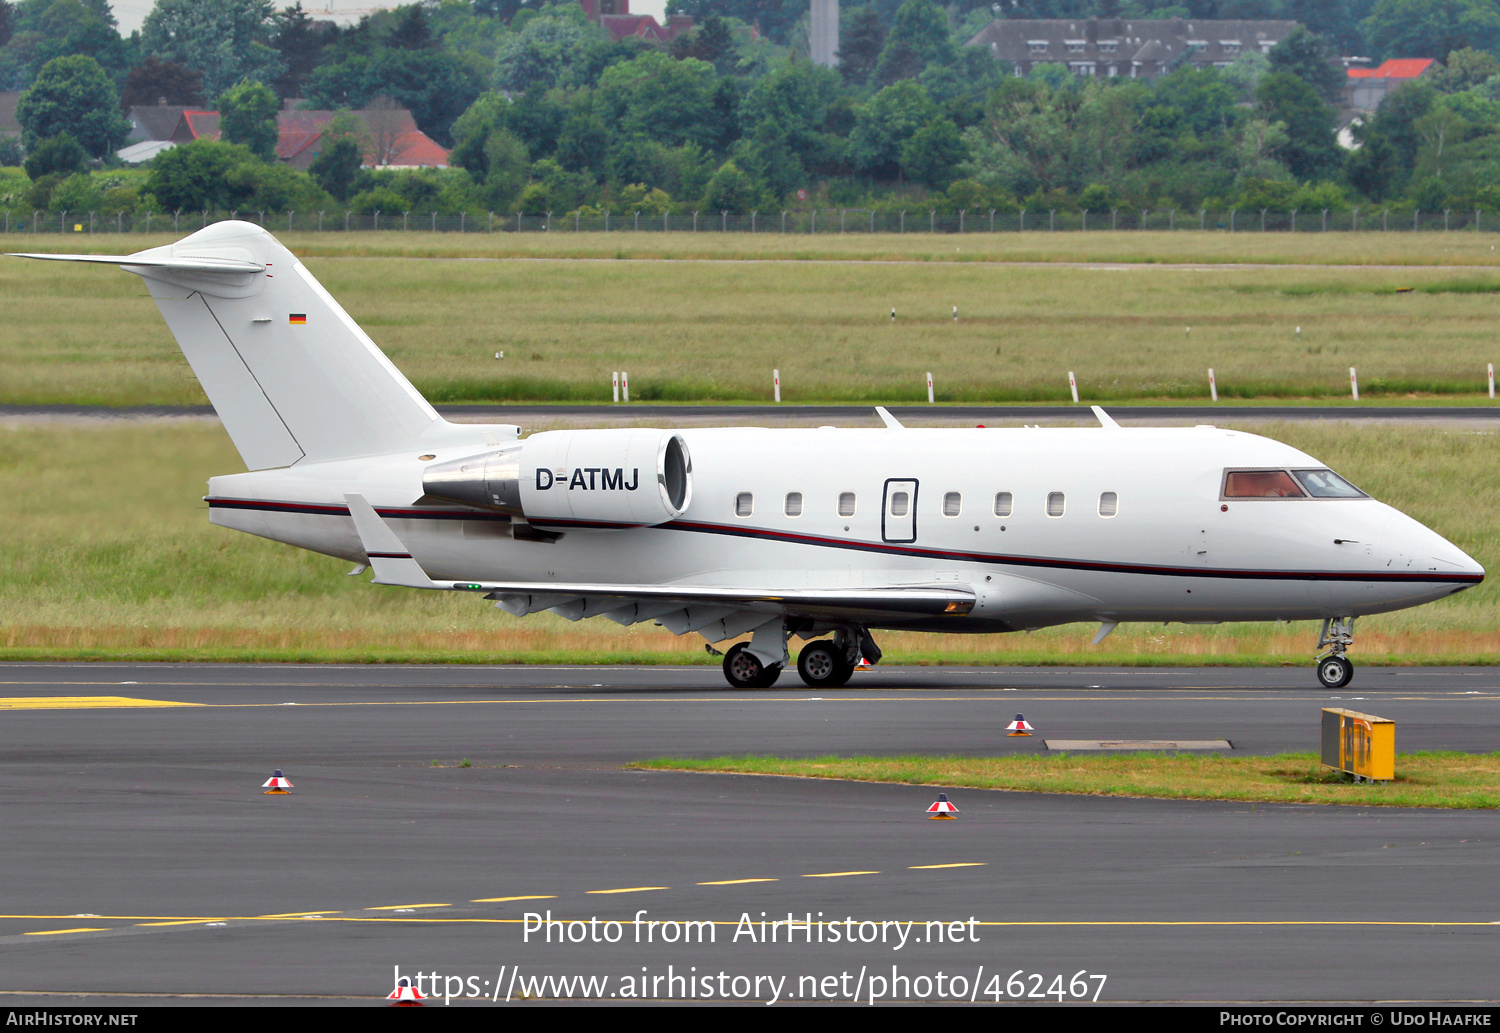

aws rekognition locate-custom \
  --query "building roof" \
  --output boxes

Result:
[127,105,189,142]
[116,139,176,164]
[170,110,221,143]
[1347,58,1434,79]
[967,18,1299,78]
[160,106,448,169]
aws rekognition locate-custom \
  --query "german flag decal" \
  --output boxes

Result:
[289,313,307,324]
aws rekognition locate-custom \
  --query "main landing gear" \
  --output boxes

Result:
[722,641,782,689]
[1315,616,1356,689]
[720,626,882,689]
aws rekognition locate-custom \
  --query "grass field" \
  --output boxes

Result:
[0,420,1492,663]
[631,752,1500,809]
[4,232,1500,406]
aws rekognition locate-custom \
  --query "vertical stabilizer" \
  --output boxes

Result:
[14,221,444,469]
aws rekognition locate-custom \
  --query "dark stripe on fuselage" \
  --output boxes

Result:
[205,498,1483,587]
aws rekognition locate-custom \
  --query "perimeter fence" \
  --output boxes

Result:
[6,207,1500,235]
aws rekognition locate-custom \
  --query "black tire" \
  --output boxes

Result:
[797,640,855,688]
[723,642,782,689]
[1317,655,1354,689]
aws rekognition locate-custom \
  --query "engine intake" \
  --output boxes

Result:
[421,429,692,528]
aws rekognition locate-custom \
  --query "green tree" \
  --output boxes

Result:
[493,7,595,92]
[22,133,86,179]
[15,55,129,158]
[387,4,434,51]
[141,0,284,101]
[1361,0,1500,63]
[308,137,361,201]
[597,50,723,152]
[1346,81,1435,200]
[900,116,967,189]
[848,78,939,177]
[701,159,763,211]
[874,0,956,86]
[147,139,256,210]
[482,127,528,210]
[1256,70,1338,181]
[1431,47,1500,92]
[218,80,279,161]
[837,5,885,86]
[1268,27,1345,106]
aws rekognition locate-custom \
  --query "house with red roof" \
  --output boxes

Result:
[1347,58,1435,113]
[577,0,693,43]
[164,105,449,169]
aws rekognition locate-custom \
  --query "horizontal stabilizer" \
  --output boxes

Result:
[7,252,266,274]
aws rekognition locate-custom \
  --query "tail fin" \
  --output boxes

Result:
[12,221,443,469]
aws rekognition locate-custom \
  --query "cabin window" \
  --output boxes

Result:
[1098,491,1119,517]
[837,491,857,517]
[1292,469,1367,498]
[889,491,910,518]
[784,491,803,517]
[735,492,754,517]
[1046,492,1066,517]
[1223,470,1304,498]
[993,491,1013,518]
[942,491,962,517]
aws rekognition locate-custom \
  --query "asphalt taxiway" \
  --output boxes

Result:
[0,663,1496,1005]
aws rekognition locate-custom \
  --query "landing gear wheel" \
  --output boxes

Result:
[1317,655,1355,689]
[723,642,782,689]
[797,640,855,688]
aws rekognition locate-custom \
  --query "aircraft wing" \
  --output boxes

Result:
[343,494,972,640]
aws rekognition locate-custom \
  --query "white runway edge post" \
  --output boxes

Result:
[622,371,629,403]
[1068,370,1079,404]
[1489,362,1495,399]
[1208,367,1217,402]
[926,371,934,404]
[1350,366,1360,401]
[612,372,620,404]
[773,369,780,403]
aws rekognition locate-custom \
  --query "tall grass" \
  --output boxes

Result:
[4,248,1500,405]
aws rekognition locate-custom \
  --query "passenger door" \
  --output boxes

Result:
[882,479,918,543]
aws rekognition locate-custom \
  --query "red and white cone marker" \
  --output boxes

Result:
[387,976,425,1007]
[927,793,958,820]
[855,657,872,670]
[262,769,293,794]
[1006,714,1034,737]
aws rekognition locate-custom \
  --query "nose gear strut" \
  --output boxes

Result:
[1315,616,1356,689]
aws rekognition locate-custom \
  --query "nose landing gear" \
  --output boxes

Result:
[1315,617,1356,689]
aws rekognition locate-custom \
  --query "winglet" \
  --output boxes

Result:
[875,406,905,430]
[1091,406,1121,430]
[344,494,441,589]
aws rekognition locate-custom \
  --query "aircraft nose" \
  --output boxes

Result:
[1385,512,1485,583]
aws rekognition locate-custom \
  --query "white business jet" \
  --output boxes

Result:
[13,221,1484,690]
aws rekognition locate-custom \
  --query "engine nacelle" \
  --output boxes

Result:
[421,429,692,528]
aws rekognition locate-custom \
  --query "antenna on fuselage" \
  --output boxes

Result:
[1091,405,1121,430]
[874,406,905,430]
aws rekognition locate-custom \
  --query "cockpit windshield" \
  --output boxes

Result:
[1222,468,1367,499]
[1223,470,1304,498]
[1291,469,1366,498]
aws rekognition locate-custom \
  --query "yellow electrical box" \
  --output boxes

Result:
[1321,708,1394,783]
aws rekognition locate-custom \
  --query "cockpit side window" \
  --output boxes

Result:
[1292,469,1367,498]
[1222,470,1306,498]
